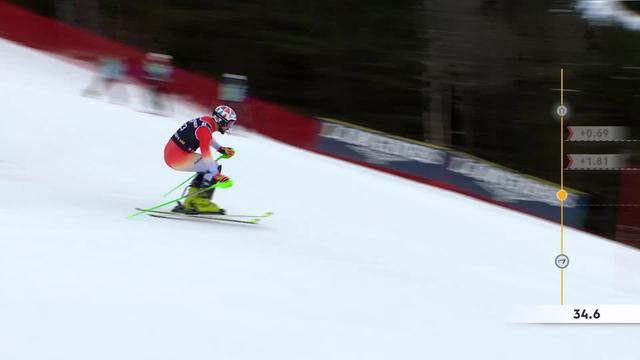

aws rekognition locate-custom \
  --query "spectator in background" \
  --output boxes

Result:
[82,55,128,103]
[142,52,174,115]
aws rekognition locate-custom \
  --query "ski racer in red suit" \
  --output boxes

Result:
[164,105,237,214]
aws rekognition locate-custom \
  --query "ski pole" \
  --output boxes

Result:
[129,179,234,218]
[162,154,230,197]
[162,174,196,197]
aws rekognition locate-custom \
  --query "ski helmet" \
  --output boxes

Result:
[212,105,237,133]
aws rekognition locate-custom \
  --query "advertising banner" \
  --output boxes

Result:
[316,119,590,228]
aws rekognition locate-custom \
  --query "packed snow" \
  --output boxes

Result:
[1,38,640,360]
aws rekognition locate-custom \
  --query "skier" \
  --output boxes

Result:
[164,105,237,214]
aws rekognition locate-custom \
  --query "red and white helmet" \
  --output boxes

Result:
[212,105,237,133]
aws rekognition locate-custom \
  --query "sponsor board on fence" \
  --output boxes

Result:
[316,119,590,227]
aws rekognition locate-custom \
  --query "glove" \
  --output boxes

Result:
[218,146,235,158]
[214,174,230,183]
[213,174,233,189]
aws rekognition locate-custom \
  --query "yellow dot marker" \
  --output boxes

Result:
[556,189,568,202]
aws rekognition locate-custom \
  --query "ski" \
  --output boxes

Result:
[143,211,259,224]
[150,213,259,225]
[136,208,272,219]
[211,211,273,219]
[134,208,264,224]
[127,179,233,218]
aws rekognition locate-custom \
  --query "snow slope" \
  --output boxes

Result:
[1,38,640,360]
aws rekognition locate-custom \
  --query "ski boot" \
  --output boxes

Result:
[184,173,230,214]
[172,186,201,213]
[187,187,225,214]
[172,173,205,213]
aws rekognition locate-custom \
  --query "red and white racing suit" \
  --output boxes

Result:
[164,116,222,180]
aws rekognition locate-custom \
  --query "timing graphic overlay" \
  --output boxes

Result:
[515,69,640,324]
